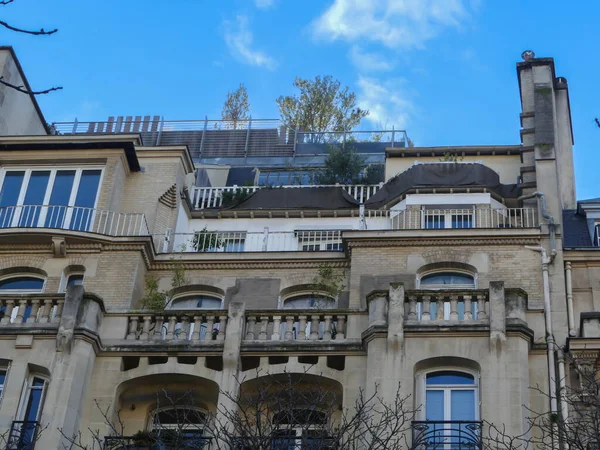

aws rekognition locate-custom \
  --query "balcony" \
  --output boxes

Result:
[404,290,489,325]
[367,207,539,230]
[157,230,344,254]
[0,294,64,325]
[52,118,407,161]
[190,184,382,209]
[103,435,211,450]
[6,421,40,450]
[0,205,149,237]
[411,420,483,450]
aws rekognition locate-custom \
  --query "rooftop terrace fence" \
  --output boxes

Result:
[51,117,408,160]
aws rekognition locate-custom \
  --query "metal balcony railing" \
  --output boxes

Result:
[51,117,407,160]
[103,435,211,450]
[190,184,382,209]
[0,205,149,237]
[411,420,483,450]
[157,230,344,254]
[6,421,40,450]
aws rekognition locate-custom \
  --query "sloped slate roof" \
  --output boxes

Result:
[227,187,360,210]
[365,163,519,209]
[562,210,593,248]
[578,197,600,204]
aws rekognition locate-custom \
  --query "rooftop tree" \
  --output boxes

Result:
[222,83,250,129]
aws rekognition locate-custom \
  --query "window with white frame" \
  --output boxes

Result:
[271,409,331,450]
[0,167,102,230]
[0,363,8,401]
[296,230,343,252]
[414,369,480,449]
[12,374,49,449]
[192,231,246,252]
[150,406,209,449]
[416,271,477,320]
[281,294,336,340]
[0,275,45,323]
[60,273,84,292]
[167,294,224,341]
[423,207,474,229]
[594,223,600,247]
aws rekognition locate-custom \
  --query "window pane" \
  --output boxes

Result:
[426,390,444,421]
[71,170,101,231]
[421,272,474,286]
[425,215,445,229]
[452,214,473,229]
[451,390,475,421]
[66,274,84,288]
[427,371,475,385]
[0,277,44,291]
[0,369,6,386]
[20,171,50,227]
[0,171,25,228]
[45,170,76,228]
[24,385,44,421]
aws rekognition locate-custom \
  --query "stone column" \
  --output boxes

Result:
[489,281,506,351]
[388,283,405,346]
[366,290,388,327]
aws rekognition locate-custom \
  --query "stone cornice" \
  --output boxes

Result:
[150,259,350,270]
[347,237,540,248]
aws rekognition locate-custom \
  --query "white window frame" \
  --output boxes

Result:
[296,230,343,252]
[166,293,224,341]
[422,207,476,230]
[0,361,10,406]
[0,166,104,229]
[415,367,480,422]
[59,272,85,293]
[281,291,337,310]
[17,374,49,423]
[417,270,477,290]
[594,223,600,247]
[168,293,224,310]
[0,274,46,294]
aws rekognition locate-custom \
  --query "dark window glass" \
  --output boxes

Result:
[0,277,44,291]
[19,171,50,227]
[425,215,445,229]
[426,371,475,385]
[0,369,6,386]
[0,171,25,228]
[421,272,474,286]
[45,170,76,228]
[66,274,84,288]
[71,170,101,231]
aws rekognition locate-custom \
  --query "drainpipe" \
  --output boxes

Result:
[565,262,576,336]
[557,353,569,425]
[519,192,559,419]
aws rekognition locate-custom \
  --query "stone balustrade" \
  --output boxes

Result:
[0,294,65,325]
[404,290,490,323]
[243,311,351,342]
[125,311,228,342]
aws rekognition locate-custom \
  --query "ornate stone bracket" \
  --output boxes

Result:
[52,236,67,258]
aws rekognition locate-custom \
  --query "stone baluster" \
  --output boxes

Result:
[127,316,139,340]
[449,295,459,321]
[153,316,165,340]
[245,316,256,340]
[179,316,190,340]
[463,295,473,321]
[284,316,295,340]
[271,316,281,340]
[1,300,14,324]
[335,315,346,340]
[310,315,320,340]
[258,316,269,340]
[421,296,431,321]
[16,299,28,323]
[39,299,54,323]
[140,316,152,340]
[217,315,227,341]
[166,316,177,340]
[434,295,444,321]
[408,295,417,320]
[323,315,333,341]
[26,299,41,323]
[53,300,64,323]
[477,295,487,320]
[297,315,307,340]
[204,316,215,341]
[191,316,202,341]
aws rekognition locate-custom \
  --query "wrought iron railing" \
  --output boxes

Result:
[103,435,211,449]
[0,205,149,237]
[6,421,40,450]
[411,420,483,449]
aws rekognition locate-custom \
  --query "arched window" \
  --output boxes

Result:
[0,275,45,323]
[150,407,209,449]
[418,271,476,289]
[283,294,336,310]
[169,294,223,310]
[414,369,480,448]
[272,409,330,449]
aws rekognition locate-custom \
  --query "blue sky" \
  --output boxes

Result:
[2,0,599,198]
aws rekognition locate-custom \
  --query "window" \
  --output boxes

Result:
[271,409,332,450]
[0,364,8,401]
[60,273,84,293]
[192,231,246,252]
[420,272,475,288]
[0,276,45,323]
[297,231,343,252]
[257,170,318,186]
[11,375,48,449]
[594,224,600,247]
[416,369,480,449]
[151,407,209,449]
[168,294,223,341]
[0,167,102,231]
[282,294,336,340]
[423,208,474,229]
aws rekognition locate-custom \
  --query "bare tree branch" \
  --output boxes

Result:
[595,118,600,128]
[0,19,57,35]
[0,77,62,95]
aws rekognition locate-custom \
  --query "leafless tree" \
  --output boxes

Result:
[0,0,62,95]
[0,421,47,450]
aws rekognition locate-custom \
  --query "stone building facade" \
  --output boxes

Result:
[0,52,597,449]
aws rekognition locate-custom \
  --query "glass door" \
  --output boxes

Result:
[16,377,47,450]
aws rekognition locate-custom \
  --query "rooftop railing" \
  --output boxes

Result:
[51,117,408,160]
[190,184,382,209]
[0,205,149,237]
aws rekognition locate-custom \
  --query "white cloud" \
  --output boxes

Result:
[357,75,412,129]
[255,0,275,8]
[313,0,473,49]
[223,15,276,70]
[348,45,394,72]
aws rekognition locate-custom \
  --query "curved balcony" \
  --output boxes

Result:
[0,205,149,237]
[411,420,483,449]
